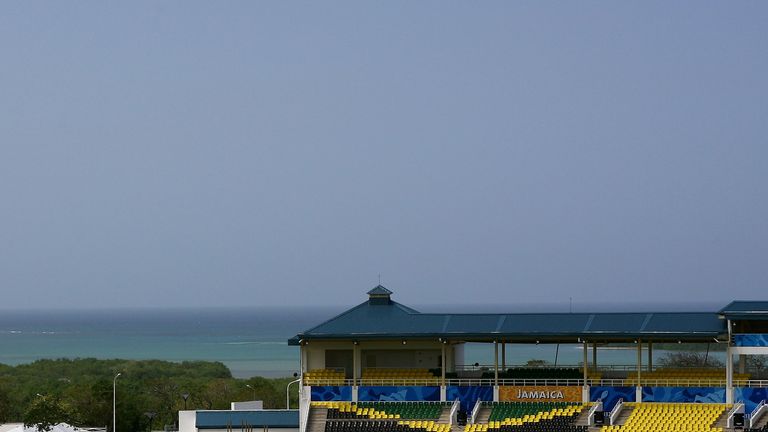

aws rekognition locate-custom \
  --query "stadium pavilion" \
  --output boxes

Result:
[286,287,768,431]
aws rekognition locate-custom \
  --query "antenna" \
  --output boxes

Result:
[378,273,381,285]
[569,297,573,313]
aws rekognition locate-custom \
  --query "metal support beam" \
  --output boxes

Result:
[592,343,597,372]
[727,320,734,404]
[648,341,653,372]
[494,340,499,386]
[441,343,446,387]
[583,341,588,384]
[501,341,506,370]
[637,339,642,386]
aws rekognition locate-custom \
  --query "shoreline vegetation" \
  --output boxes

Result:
[0,358,298,431]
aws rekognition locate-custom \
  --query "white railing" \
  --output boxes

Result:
[303,377,768,387]
[449,399,460,426]
[726,403,744,428]
[750,400,767,428]
[300,386,311,432]
[470,399,483,424]
[609,398,624,426]
[587,401,602,426]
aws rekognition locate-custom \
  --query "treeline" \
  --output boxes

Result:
[0,359,298,431]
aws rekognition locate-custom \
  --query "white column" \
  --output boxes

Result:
[353,344,360,385]
[494,341,499,386]
[502,341,506,370]
[636,339,642,402]
[583,341,588,383]
[441,343,447,387]
[648,342,653,372]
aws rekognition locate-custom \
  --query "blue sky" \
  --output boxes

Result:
[1,2,766,309]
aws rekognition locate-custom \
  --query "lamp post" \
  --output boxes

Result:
[181,393,190,410]
[245,384,255,400]
[144,411,156,432]
[113,373,121,432]
[286,374,301,409]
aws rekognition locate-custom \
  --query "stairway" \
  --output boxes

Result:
[308,407,328,432]
[574,408,591,426]
[437,406,453,424]
[712,409,729,430]
[753,408,768,429]
[474,407,492,424]
[611,406,633,426]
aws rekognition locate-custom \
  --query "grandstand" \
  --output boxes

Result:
[291,289,768,432]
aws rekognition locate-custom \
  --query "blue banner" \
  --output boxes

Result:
[735,387,768,414]
[311,386,353,401]
[358,386,440,402]
[447,386,493,411]
[642,387,725,403]
[733,334,768,347]
[590,386,636,411]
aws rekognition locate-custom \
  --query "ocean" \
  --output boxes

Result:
[0,305,725,378]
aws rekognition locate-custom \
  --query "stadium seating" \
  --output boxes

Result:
[315,401,448,421]
[480,368,600,381]
[622,368,749,386]
[466,402,585,432]
[304,369,346,385]
[600,402,726,432]
[325,420,450,432]
[361,368,440,384]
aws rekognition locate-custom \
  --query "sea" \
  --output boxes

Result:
[0,303,726,378]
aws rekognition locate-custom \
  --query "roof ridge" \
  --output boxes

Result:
[298,300,370,335]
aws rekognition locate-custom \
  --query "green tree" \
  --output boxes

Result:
[23,394,77,432]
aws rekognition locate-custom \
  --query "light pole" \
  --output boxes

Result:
[144,412,156,432]
[181,393,190,410]
[113,373,121,432]
[245,384,255,400]
[286,374,301,409]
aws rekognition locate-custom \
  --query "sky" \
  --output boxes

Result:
[1,2,766,310]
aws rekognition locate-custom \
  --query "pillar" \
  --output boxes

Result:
[592,343,597,373]
[583,341,588,384]
[727,320,734,404]
[441,343,447,387]
[502,341,506,370]
[353,344,360,385]
[636,339,642,401]
[648,341,653,372]
[494,340,499,386]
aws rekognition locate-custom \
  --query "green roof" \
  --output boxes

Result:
[289,290,729,345]
[196,410,298,429]
[720,301,768,320]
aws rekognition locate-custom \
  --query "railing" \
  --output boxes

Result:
[302,377,768,387]
[750,400,766,428]
[587,401,602,426]
[300,386,311,432]
[609,398,624,426]
[727,402,744,428]
[449,399,460,426]
[470,399,482,424]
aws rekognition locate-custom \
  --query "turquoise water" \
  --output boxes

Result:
[0,307,725,378]
[0,307,335,378]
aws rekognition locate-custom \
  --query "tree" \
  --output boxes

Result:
[658,352,724,368]
[23,394,77,432]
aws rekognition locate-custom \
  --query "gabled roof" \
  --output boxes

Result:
[720,301,768,320]
[195,410,298,429]
[289,289,728,344]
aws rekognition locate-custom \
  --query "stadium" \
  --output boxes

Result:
[284,286,768,432]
